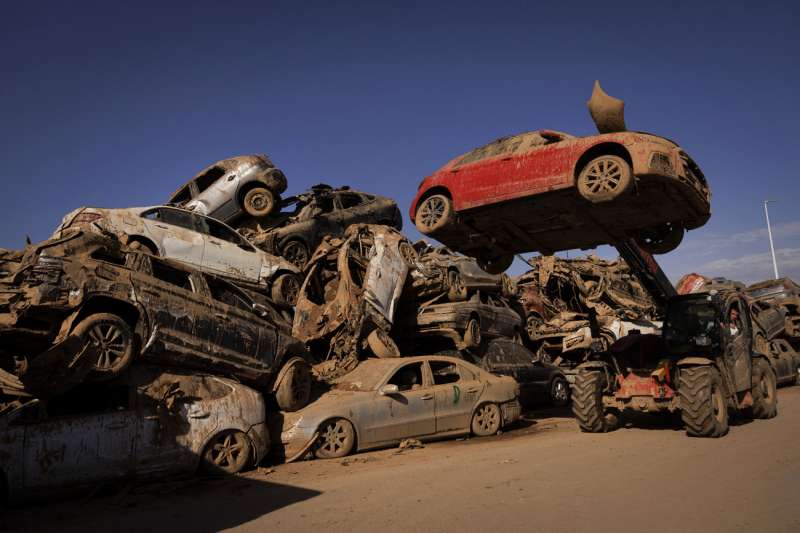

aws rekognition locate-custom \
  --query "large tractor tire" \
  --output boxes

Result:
[678,366,729,438]
[751,358,778,419]
[571,370,618,433]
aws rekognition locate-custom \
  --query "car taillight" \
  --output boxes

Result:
[72,213,103,224]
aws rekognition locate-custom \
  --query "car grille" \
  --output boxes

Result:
[25,255,64,285]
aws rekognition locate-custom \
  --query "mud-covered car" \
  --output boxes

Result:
[279,356,520,461]
[0,231,311,411]
[242,185,402,269]
[409,244,515,302]
[480,338,570,407]
[413,292,523,351]
[746,278,800,339]
[0,367,269,504]
[168,154,288,221]
[293,224,417,379]
[410,82,710,273]
[53,205,301,306]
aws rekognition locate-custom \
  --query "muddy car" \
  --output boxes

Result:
[279,356,520,461]
[413,292,523,352]
[410,82,710,273]
[293,224,417,379]
[53,205,301,306]
[168,154,288,221]
[409,244,515,302]
[0,367,269,504]
[0,231,311,411]
[746,278,800,339]
[242,185,403,269]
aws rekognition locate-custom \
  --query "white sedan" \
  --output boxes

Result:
[53,205,302,305]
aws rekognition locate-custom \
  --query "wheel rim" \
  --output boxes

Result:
[475,404,499,433]
[553,379,568,402]
[526,315,542,338]
[282,276,300,304]
[759,373,772,401]
[399,243,417,266]
[88,323,128,371]
[248,191,270,212]
[284,242,308,268]
[583,158,624,194]
[319,420,350,455]
[467,320,481,345]
[711,383,725,424]
[418,196,446,231]
[209,432,247,469]
[448,270,465,294]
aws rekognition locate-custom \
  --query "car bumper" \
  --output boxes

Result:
[501,399,521,426]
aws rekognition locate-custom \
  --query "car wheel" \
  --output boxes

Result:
[751,358,778,419]
[242,187,277,218]
[366,329,400,358]
[73,313,135,381]
[202,430,252,474]
[635,222,684,255]
[463,318,482,348]
[550,375,570,407]
[275,357,312,412]
[446,269,468,301]
[281,239,310,270]
[271,272,301,306]
[572,370,619,432]
[576,154,633,203]
[415,194,454,235]
[526,314,543,339]
[471,403,501,436]
[477,253,514,275]
[315,418,356,459]
[679,365,729,437]
[398,241,418,267]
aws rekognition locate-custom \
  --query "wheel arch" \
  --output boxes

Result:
[195,425,258,472]
[413,186,453,218]
[126,235,159,255]
[237,179,274,207]
[573,142,634,184]
[57,295,147,344]
[315,415,360,452]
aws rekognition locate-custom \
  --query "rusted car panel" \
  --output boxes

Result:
[52,205,301,306]
[410,82,711,269]
[280,356,519,461]
[0,231,308,400]
[293,224,415,378]
[169,154,288,222]
[241,185,402,269]
[0,367,268,503]
[746,278,800,339]
[414,292,522,350]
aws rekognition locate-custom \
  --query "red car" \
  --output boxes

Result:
[410,83,711,274]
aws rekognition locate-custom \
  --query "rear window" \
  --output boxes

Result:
[195,166,225,192]
[206,275,254,313]
[151,259,194,291]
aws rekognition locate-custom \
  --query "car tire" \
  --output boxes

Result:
[415,194,454,235]
[550,375,570,407]
[635,222,684,255]
[271,272,301,306]
[477,253,514,275]
[398,241,418,268]
[366,329,400,358]
[281,239,310,270]
[73,313,136,381]
[679,365,729,438]
[571,370,619,432]
[446,269,468,301]
[463,318,482,349]
[275,357,312,412]
[242,187,277,218]
[201,430,252,474]
[576,154,633,203]
[526,314,543,340]
[471,403,501,436]
[315,418,356,459]
[751,358,778,419]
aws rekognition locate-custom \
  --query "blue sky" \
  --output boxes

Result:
[2,1,798,284]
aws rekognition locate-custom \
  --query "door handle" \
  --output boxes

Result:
[154,224,169,230]
[107,423,128,430]
[420,395,433,400]
[466,388,479,393]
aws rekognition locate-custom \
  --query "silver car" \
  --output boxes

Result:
[280,356,520,461]
[0,367,269,504]
[53,205,302,305]
[168,154,287,222]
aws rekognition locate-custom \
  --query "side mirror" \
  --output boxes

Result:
[379,384,399,396]
[252,303,269,318]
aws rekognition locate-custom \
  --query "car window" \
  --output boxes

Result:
[194,166,225,193]
[387,362,425,392]
[205,275,254,313]
[170,184,192,203]
[150,208,198,231]
[430,361,461,385]
[202,217,251,248]
[337,193,363,210]
[150,258,194,291]
[90,247,127,266]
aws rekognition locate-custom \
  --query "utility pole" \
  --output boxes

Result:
[764,200,779,279]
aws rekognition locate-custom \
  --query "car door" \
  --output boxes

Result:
[194,214,261,283]
[430,359,484,433]
[362,361,436,445]
[140,207,205,266]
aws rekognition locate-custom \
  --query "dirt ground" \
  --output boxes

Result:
[4,387,800,533]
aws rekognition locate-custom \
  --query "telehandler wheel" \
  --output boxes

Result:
[751,358,778,419]
[679,366,729,438]
[571,371,618,433]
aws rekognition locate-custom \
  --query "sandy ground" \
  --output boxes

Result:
[4,387,800,533]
